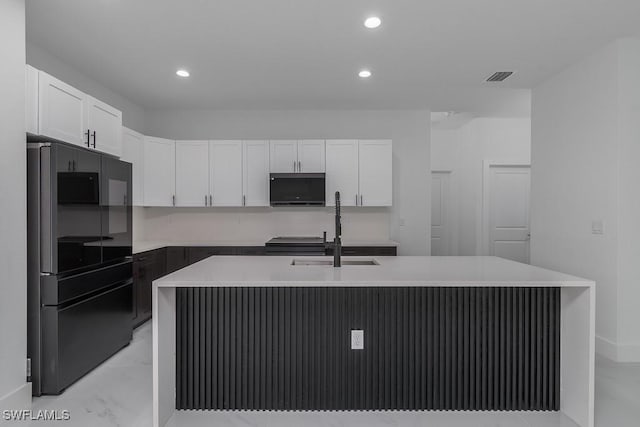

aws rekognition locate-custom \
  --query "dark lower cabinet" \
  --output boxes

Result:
[132,248,166,328]
[326,246,397,256]
[132,244,386,328]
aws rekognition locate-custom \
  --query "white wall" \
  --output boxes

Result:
[531,38,640,361]
[26,42,146,133]
[144,109,431,255]
[0,0,30,410]
[431,117,531,255]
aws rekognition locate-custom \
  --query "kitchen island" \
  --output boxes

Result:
[153,256,594,427]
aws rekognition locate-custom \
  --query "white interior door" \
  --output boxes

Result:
[175,141,209,207]
[243,140,270,206]
[325,140,359,206]
[487,165,531,263]
[269,140,298,173]
[210,140,243,206]
[431,172,451,256]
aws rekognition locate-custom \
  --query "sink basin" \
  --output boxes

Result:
[291,258,380,266]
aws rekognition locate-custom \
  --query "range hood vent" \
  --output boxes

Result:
[486,71,514,82]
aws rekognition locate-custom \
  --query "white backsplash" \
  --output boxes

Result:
[134,207,391,243]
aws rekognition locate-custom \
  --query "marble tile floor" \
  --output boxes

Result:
[29,322,640,427]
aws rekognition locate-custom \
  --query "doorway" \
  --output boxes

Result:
[483,163,531,263]
[431,171,451,256]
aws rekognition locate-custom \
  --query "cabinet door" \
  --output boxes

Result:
[298,140,325,172]
[209,140,243,206]
[121,127,145,206]
[175,141,209,207]
[85,96,123,157]
[325,140,359,206]
[143,137,175,206]
[243,140,270,206]
[358,140,393,206]
[269,140,297,173]
[38,71,87,147]
[26,65,39,135]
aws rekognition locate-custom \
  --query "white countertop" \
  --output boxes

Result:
[134,239,399,254]
[154,256,594,288]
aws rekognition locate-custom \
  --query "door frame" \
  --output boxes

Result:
[481,160,531,256]
[431,170,453,256]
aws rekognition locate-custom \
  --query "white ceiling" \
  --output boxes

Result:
[26,0,640,114]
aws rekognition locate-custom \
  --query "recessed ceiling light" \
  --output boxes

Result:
[364,16,382,29]
[176,69,190,78]
[358,70,372,78]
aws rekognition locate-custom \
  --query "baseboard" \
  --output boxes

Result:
[596,335,640,362]
[0,382,32,425]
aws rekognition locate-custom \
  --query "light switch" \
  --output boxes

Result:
[592,220,604,235]
[351,330,364,350]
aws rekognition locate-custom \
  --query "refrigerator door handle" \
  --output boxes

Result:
[40,146,55,273]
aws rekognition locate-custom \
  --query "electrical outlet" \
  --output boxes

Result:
[351,330,364,350]
[592,220,604,235]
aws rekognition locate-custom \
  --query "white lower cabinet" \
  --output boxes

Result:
[209,140,243,207]
[121,127,145,206]
[175,141,210,207]
[243,140,270,206]
[358,140,393,206]
[143,137,176,206]
[325,140,359,206]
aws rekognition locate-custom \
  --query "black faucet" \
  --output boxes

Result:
[324,191,342,267]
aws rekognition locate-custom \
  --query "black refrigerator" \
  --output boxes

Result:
[27,142,133,395]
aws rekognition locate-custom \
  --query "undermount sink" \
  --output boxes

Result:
[291,258,380,266]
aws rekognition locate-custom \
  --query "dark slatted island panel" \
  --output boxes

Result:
[176,287,560,411]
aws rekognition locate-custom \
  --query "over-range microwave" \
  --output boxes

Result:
[269,173,326,206]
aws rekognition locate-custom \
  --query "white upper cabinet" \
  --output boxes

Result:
[26,65,39,135]
[269,139,325,173]
[85,96,123,157]
[121,127,145,206]
[175,141,210,207]
[325,140,359,206]
[143,137,175,207]
[298,140,325,172]
[243,140,270,206]
[38,70,87,147]
[209,140,243,207]
[29,67,123,156]
[358,140,393,206]
[269,140,298,173]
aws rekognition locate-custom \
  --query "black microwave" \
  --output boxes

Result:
[270,173,326,206]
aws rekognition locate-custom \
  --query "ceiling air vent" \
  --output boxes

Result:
[486,71,514,82]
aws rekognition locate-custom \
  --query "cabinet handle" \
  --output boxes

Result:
[209,195,212,206]
[68,160,72,172]
[243,195,246,206]
[172,195,175,206]
[205,195,208,206]
[73,160,76,171]
[298,160,301,172]
[293,160,296,172]
[85,129,91,147]
[91,131,96,148]
[355,194,358,206]
[360,194,363,206]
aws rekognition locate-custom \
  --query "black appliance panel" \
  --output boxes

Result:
[101,156,133,263]
[52,145,103,273]
[270,173,325,206]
